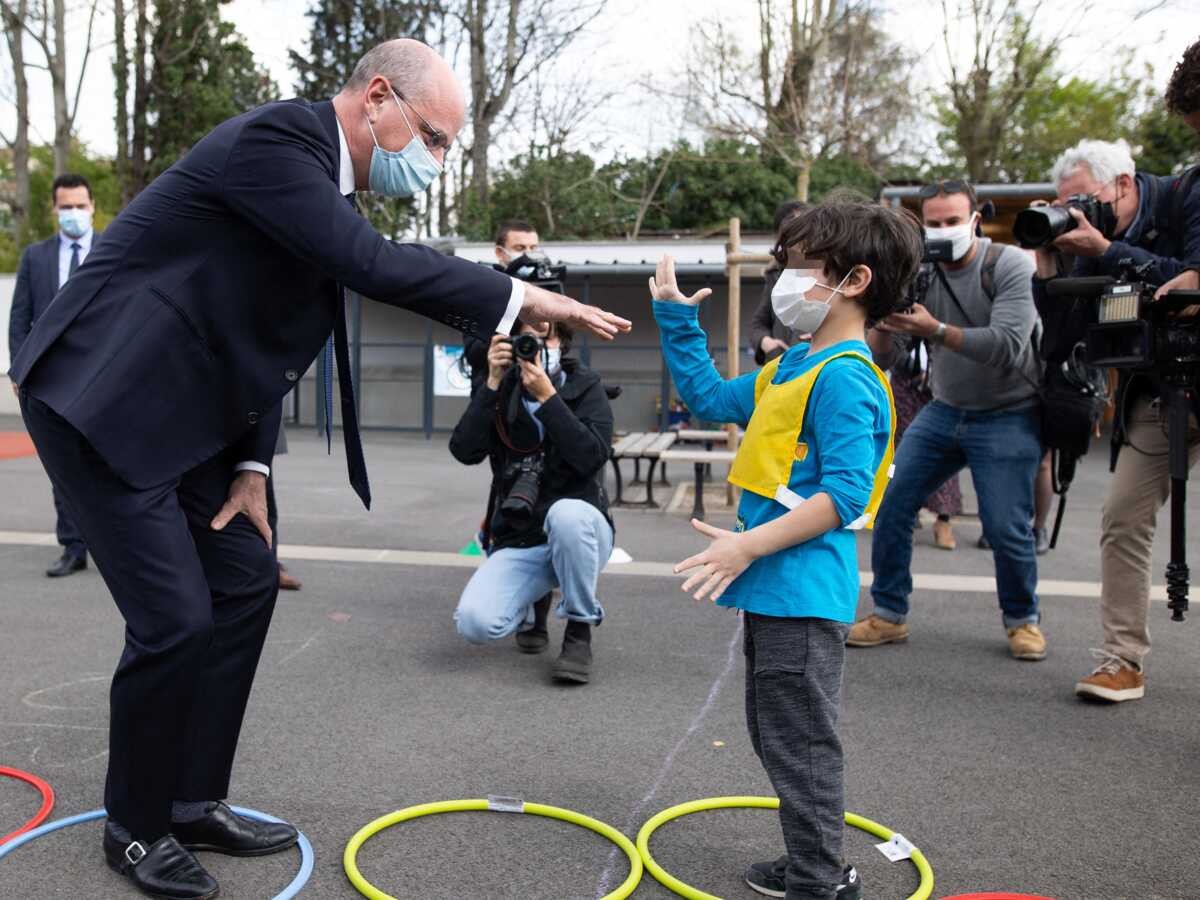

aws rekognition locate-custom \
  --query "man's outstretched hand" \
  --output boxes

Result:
[212,470,272,547]
[520,282,632,340]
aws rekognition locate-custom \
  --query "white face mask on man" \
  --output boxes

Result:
[770,268,855,335]
[924,214,977,262]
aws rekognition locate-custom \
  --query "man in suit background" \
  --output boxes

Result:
[11,37,628,900]
[8,173,98,578]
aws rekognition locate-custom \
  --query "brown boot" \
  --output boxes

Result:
[933,518,957,551]
[846,614,909,648]
[278,564,302,591]
[1006,623,1046,661]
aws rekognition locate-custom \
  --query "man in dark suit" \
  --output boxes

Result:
[10,38,629,900]
[8,173,99,577]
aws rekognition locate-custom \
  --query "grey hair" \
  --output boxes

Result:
[1050,139,1136,188]
[343,39,437,105]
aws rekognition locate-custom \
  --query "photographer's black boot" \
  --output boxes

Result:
[515,593,552,654]
[553,620,592,684]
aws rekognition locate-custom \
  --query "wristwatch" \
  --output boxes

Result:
[930,322,947,344]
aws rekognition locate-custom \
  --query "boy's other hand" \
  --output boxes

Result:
[675,518,754,602]
[649,254,713,306]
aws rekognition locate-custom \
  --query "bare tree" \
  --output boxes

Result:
[1,0,101,176]
[451,0,606,210]
[687,0,846,200]
[938,0,1076,181]
[0,0,30,241]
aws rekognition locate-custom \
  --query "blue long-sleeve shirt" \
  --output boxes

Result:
[655,300,890,622]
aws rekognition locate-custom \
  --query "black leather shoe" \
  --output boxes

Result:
[46,552,86,577]
[103,822,219,900]
[172,802,298,857]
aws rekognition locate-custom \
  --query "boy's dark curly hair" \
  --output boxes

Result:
[1166,38,1200,117]
[773,197,924,324]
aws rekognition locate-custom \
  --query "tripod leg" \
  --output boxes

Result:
[1164,383,1193,622]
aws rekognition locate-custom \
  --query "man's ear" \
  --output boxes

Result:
[841,264,873,300]
[364,76,392,122]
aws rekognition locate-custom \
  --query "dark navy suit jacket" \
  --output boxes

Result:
[7,233,89,362]
[10,98,513,490]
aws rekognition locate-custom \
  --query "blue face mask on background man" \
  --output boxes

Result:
[58,208,92,240]
[364,93,442,197]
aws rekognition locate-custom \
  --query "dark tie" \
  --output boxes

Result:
[322,191,370,509]
[68,242,80,278]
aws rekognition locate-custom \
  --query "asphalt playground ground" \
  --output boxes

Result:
[1,415,1199,900]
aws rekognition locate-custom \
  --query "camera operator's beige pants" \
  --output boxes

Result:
[1100,396,1200,666]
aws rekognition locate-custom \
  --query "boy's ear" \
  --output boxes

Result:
[841,264,873,301]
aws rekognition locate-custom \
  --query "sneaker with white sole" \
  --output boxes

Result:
[744,856,862,899]
[1075,649,1144,702]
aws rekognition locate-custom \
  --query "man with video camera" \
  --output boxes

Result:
[852,179,1048,661]
[449,316,615,684]
[1025,90,1200,702]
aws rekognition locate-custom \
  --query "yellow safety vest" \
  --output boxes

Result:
[727,351,896,530]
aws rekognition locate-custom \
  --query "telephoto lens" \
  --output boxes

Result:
[1013,205,1074,249]
[512,333,542,361]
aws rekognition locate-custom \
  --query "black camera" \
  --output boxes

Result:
[1046,261,1200,370]
[1013,194,1117,249]
[510,332,543,362]
[503,252,568,293]
[897,261,936,313]
[500,454,544,521]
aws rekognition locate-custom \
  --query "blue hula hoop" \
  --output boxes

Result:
[0,805,313,899]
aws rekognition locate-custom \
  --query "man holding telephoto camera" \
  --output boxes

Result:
[449,316,615,684]
[852,179,1048,661]
[1023,46,1200,703]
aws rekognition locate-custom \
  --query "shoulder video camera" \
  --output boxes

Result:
[1046,260,1200,370]
[503,252,568,294]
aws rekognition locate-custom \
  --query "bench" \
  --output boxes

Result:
[658,448,738,520]
[610,431,678,508]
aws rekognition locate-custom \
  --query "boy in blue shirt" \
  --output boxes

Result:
[650,200,923,899]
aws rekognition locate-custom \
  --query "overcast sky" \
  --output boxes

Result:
[3,0,1198,170]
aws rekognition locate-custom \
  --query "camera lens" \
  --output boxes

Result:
[513,333,541,361]
[1013,206,1075,249]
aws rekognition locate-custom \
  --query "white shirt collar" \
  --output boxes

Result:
[59,229,93,251]
[335,117,356,196]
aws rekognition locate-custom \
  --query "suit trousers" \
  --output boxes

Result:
[21,393,280,841]
[51,483,87,559]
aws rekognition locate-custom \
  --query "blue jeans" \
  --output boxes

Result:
[455,499,613,643]
[870,401,1041,628]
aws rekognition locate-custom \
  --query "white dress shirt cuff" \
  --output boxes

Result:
[234,461,270,478]
[495,278,526,335]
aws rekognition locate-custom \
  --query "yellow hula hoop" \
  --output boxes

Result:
[343,797,643,900]
[636,796,934,900]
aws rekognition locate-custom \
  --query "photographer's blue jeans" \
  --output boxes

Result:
[870,400,1042,628]
[455,499,613,643]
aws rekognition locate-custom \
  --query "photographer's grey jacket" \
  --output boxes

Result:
[890,238,1042,412]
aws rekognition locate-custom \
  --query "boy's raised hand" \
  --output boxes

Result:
[649,254,713,306]
[675,518,754,603]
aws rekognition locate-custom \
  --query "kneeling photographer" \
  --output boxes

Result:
[1020,132,1200,704]
[449,318,615,684]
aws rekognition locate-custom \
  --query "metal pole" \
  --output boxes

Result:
[423,320,434,440]
[725,218,741,504]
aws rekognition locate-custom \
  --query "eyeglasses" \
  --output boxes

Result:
[394,90,451,154]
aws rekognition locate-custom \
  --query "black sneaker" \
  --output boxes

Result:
[552,621,592,683]
[744,856,862,899]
